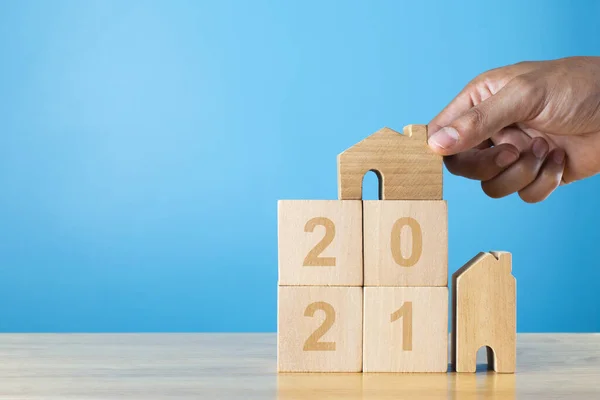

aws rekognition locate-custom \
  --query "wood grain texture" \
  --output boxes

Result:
[0,334,598,398]
[363,287,448,372]
[337,125,442,200]
[278,286,362,372]
[363,200,447,286]
[278,200,363,286]
[452,251,516,373]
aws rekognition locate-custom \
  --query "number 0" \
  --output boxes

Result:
[390,217,422,267]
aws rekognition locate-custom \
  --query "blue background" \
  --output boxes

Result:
[0,0,598,332]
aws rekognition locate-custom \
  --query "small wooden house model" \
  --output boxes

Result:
[337,125,442,200]
[452,251,516,373]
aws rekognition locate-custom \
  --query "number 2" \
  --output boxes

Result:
[303,302,336,351]
[303,217,336,267]
[391,302,413,351]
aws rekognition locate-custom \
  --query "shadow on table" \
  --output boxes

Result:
[277,369,516,400]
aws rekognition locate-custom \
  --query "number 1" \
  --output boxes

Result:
[390,302,413,351]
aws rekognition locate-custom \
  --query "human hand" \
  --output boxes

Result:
[428,56,600,202]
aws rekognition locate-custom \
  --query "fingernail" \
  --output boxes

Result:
[553,149,566,164]
[495,150,519,168]
[532,138,549,159]
[428,127,459,150]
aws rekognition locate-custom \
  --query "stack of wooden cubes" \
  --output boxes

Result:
[277,125,447,372]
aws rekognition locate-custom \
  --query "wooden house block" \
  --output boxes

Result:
[452,251,516,373]
[278,286,363,372]
[278,200,362,286]
[363,287,448,372]
[363,200,447,286]
[337,125,442,200]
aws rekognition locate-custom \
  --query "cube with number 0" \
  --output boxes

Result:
[278,200,363,286]
[363,200,447,287]
[278,286,363,372]
[363,287,448,372]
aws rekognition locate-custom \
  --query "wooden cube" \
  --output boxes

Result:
[278,286,363,372]
[278,200,362,286]
[363,287,448,372]
[363,200,447,286]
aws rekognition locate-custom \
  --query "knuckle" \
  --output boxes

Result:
[468,72,490,87]
[509,74,544,101]
[474,65,507,83]
[458,107,487,133]
[476,161,500,182]
[510,74,534,90]
[512,160,539,184]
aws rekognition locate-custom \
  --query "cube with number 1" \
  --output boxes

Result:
[363,287,448,372]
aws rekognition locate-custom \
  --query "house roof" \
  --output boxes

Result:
[339,126,428,154]
[452,251,513,281]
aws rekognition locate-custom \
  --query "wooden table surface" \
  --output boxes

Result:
[0,334,598,399]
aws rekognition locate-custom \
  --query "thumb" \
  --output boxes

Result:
[428,77,542,155]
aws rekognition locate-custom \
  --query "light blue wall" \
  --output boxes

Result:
[0,0,598,332]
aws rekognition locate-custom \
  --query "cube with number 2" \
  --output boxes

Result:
[278,200,363,286]
[278,286,363,372]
